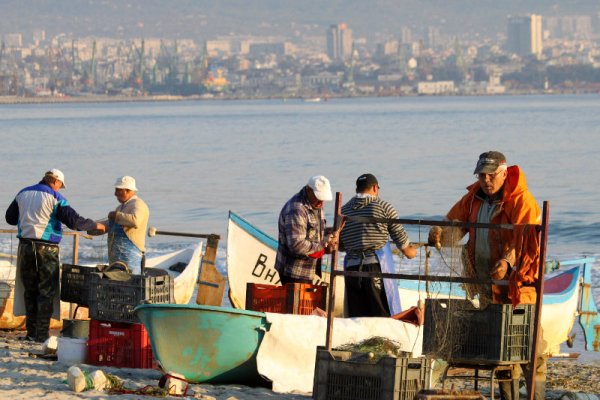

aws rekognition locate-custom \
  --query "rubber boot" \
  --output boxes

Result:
[35,299,54,342]
[534,381,545,400]
[24,298,38,340]
[499,379,519,400]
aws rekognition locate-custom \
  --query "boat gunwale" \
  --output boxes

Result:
[134,303,267,319]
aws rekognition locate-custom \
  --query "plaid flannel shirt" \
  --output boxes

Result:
[275,186,326,281]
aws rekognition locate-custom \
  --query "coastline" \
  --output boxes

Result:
[0,90,597,106]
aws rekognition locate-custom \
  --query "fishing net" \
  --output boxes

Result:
[395,221,541,362]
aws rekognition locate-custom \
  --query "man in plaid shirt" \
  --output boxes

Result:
[275,175,336,284]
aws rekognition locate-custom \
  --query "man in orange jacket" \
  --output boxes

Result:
[428,151,545,400]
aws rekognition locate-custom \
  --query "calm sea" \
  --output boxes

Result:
[1,95,599,359]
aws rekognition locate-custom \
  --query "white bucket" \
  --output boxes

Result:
[57,337,87,365]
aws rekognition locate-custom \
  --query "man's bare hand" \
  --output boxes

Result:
[428,226,442,249]
[491,259,509,280]
[402,244,418,259]
[88,222,106,235]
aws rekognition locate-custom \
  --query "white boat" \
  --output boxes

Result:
[144,241,204,305]
[0,242,203,329]
[227,211,345,315]
[226,211,600,355]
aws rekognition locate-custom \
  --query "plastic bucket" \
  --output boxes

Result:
[57,337,87,365]
[61,319,90,339]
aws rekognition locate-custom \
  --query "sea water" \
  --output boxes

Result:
[1,95,599,360]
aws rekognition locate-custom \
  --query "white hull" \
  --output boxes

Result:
[0,242,203,329]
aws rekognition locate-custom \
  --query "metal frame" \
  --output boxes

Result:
[324,192,549,400]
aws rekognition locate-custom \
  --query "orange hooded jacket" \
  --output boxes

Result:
[445,165,541,305]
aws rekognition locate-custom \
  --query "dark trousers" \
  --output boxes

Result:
[345,263,390,317]
[17,240,60,342]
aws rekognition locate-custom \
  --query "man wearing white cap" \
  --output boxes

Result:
[5,169,105,342]
[275,175,337,284]
[99,176,149,273]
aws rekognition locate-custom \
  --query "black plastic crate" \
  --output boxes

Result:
[313,346,431,400]
[60,264,100,307]
[88,274,174,323]
[423,299,535,363]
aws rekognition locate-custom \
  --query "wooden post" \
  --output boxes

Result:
[72,233,80,265]
[69,233,80,319]
[146,228,226,306]
[325,192,343,351]
[196,235,226,306]
[527,201,550,400]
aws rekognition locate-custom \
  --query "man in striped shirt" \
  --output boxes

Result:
[340,173,417,317]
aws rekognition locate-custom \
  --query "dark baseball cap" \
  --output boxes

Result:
[473,151,507,174]
[356,173,378,192]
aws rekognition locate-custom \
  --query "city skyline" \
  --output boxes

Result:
[1,0,599,43]
[1,3,599,99]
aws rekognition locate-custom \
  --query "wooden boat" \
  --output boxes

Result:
[226,211,599,355]
[144,242,204,304]
[227,211,345,315]
[0,242,203,329]
[135,303,268,384]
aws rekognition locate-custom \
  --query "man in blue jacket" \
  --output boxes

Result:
[5,169,105,342]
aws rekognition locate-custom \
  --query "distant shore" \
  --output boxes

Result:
[0,90,597,106]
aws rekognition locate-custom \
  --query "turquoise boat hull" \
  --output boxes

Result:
[135,304,269,384]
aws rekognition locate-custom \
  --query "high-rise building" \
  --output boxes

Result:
[506,14,542,58]
[424,26,441,49]
[326,23,353,61]
[400,27,412,44]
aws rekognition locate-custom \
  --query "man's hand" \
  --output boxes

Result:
[401,244,418,259]
[324,232,339,253]
[491,259,509,280]
[87,222,106,236]
[428,226,442,249]
[108,211,116,221]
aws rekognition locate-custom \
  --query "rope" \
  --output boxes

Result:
[107,373,189,397]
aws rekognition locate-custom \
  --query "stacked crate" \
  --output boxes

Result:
[86,319,155,369]
[60,264,100,307]
[85,273,174,368]
[245,283,327,315]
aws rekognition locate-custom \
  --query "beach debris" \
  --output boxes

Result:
[559,393,600,400]
[90,370,108,391]
[335,336,409,361]
[67,366,87,392]
[42,335,58,354]
[158,372,190,395]
[67,366,123,393]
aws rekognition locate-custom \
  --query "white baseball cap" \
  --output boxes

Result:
[114,176,138,191]
[307,175,333,201]
[45,169,66,188]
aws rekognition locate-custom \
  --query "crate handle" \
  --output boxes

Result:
[512,308,525,315]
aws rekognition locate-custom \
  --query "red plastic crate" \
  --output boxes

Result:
[246,283,327,315]
[86,319,155,369]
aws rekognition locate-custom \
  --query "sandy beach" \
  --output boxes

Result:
[1,330,598,400]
